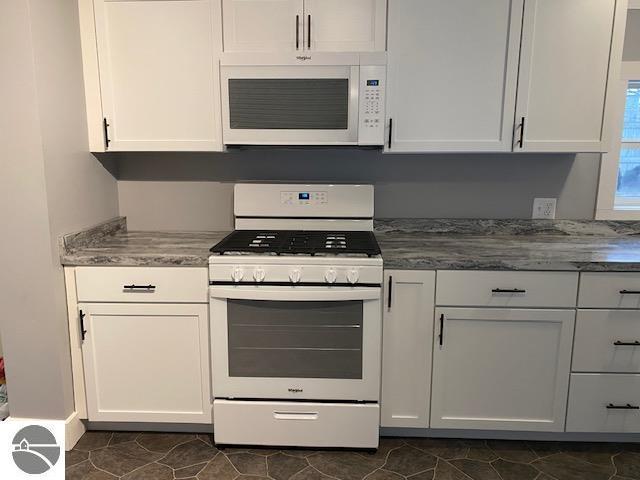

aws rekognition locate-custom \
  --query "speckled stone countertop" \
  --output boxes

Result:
[60,217,230,267]
[375,219,640,271]
[61,217,640,270]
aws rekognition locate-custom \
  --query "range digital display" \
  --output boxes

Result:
[299,193,310,200]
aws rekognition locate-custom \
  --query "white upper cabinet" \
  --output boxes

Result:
[222,0,304,52]
[381,271,435,429]
[514,0,616,152]
[222,0,386,52]
[91,0,223,151]
[431,308,575,432]
[386,0,523,152]
[304,0,386,52]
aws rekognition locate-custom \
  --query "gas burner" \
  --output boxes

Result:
[210,230,381,257]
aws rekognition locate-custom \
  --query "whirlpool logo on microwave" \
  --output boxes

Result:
[295,56,312,61]
[288,388,304,393]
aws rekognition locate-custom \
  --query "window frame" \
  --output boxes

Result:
[596,62,640,219]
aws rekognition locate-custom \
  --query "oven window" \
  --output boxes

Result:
[228,79,349,130]
[227,300,363,379]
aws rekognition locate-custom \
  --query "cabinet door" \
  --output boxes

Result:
[386,0,522,152]
[431,308,574,431]
[81,303,211,423]
[381,271,435,428]
[303,0,386,52]
[222,0,303,52]
[514,0,616,152]
[94,0,223,151]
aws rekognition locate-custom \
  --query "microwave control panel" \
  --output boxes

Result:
[358,65,386,146]
[281,191,328,206]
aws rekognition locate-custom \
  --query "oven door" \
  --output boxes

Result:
[221,65,359,145]
[210,285,381,401]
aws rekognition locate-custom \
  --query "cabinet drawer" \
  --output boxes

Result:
[579,273,640,308]
[573,310,640,373]
[76,267,207,303]
[566,374,640,432]
[213,400,379,448]
[436,271,578,308]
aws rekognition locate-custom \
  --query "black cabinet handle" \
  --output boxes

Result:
[103,118,111,150]
[123,284,156,291]
[439,313,444,346]
[517,116,525,148]
[307,15,311,49]
[620,290,640,295]
[388,118,393,149]
[492,288,526,294]
[79,309,87,341]
[606,403,640,410]
[295,15,299,49]
[614,340,640,346]
[387,276,393,309]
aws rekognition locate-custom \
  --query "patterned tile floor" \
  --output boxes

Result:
[66,432,640,480]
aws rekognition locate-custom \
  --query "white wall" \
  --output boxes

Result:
[116,151,600,231]
[0,0,118,420]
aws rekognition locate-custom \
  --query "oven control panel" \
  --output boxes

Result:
[281,191,328,206]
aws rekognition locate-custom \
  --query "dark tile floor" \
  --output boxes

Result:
[66,432,640,480]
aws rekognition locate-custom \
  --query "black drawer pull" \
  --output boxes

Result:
[620,290,640,295]
[614,340,640,346]
[606,403,640,410]
[123,284,156,290]
[492,288,526,294]
[439,313,444,347]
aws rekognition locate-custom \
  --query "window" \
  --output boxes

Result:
[615,81,640,208]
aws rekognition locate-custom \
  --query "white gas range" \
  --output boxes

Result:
[209,184,382,449]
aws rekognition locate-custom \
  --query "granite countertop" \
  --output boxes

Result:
[375,219,640,271]
[60,217,230,267]
[61,217,640,271]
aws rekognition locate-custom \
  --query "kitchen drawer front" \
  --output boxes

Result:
[436,271,578,308]
[76,267,208,303]
[213,400,379,448]
[579,273,640,309]
[573,310,640,373]
[566,373,640,432]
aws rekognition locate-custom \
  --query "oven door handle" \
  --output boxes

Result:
[210,286,381,301]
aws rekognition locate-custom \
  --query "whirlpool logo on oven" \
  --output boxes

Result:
[288,388,304,393]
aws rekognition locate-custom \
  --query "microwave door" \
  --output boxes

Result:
[221,66,359,145]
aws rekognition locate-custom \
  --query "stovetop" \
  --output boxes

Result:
[210,230,382,257]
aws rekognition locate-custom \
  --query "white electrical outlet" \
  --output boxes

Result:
[532,198,557,219]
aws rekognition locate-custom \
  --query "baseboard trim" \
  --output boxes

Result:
[65,411,86,451]
[380,427,640,443]
[6,413,85,451]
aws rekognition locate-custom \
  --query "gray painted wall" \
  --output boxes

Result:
[116,151,600,231]
[0,0,118,420]
[624,9,640,61]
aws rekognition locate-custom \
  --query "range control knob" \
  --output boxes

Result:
[325,268,338,284]
[253,267,266,282]
[231,267,244,283]
[289,268,302,284]
[346,269,359,284]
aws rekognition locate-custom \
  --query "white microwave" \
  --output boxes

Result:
[220,52,386,146]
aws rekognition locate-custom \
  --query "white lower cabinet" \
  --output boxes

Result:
[567,374,640,433]
[430,307,575,432]
[381,270,435,428]
[80,303,211,423]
